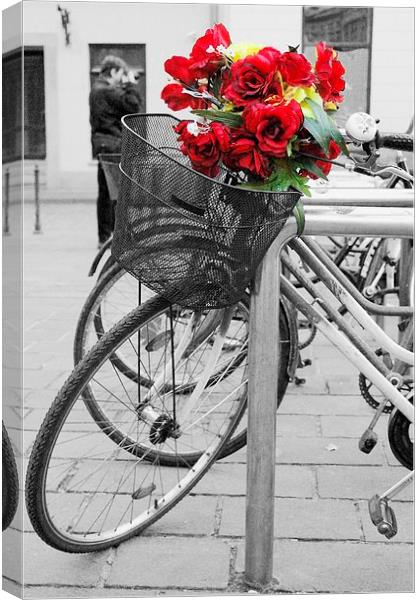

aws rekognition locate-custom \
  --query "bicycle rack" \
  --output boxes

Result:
[245,200,413,588]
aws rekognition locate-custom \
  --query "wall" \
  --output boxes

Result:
[17,1,214,200]
[370,7,414,133]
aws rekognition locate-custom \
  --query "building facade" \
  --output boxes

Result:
[2,2,414,201]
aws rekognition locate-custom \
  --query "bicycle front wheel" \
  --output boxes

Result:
[25,303,247,553]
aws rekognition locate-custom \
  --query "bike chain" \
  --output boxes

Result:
[358,371,393,414]
[358,348,395,414]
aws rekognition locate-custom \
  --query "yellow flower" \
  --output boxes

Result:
[222,101,236,112]
[283,86,307,104]
[225,42,263,62]
[282,85,323,118]
[324,101,338,111]
[300,87,323,119]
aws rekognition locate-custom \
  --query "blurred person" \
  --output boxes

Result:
[89,55,142,247]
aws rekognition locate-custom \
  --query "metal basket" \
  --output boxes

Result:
[98,153,122,203]
[112,114,300,310]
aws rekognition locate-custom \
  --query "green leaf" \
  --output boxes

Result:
[304,99,349,157]
[295,157,328,180]
[303,116,330,155]
[208,74,222,101]
[237,159,311,197]
[192,109,243,128]
[293,199,305,236]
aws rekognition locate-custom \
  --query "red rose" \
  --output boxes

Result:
[223,128,272,179]
[243,100,304,157]
[299,140,341,179]
[189,23,231,76]
[278,51,315,87]
[161,83,207,111]
[174,120,230,177]
[314,42,345,104]
[164,55,198,86]
[221,47,283,106]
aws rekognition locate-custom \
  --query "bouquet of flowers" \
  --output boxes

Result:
[161,23,347,196]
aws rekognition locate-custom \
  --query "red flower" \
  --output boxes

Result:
[161,83,207,111]
[221,47,283,106]
[223,128,272,179]
[278,51,315,87]
[314,42,345,104]
[243,100,304,158]
[189,23,231,76]
[299,140,341,179]
[174,120,230,177]
[164,55,198,86]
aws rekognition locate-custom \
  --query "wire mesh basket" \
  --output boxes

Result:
[98,153,122,203]
[112,114,301,310]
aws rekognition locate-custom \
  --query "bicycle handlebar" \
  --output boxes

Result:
[375,133,414,152]
[345,113,414,152]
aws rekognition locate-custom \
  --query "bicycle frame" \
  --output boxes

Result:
[280,243,413,421]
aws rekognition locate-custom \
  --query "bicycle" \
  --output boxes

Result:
[25,114,413,552]
[2,421,19,531]
[77,122,413,407]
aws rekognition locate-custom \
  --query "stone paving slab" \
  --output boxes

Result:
[3,529,106,587]
[317,464,414,501]
[2,203,414,596]
[235,539,414,593]
[193,463,316,498]
[219,497,362,540]
[219,436,387,465]
[107,537,232,589]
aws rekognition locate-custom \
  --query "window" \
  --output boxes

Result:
[302,7,373,126]
[2,47,46,163]
[89,44,146,158]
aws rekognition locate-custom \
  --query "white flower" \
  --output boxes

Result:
[186,121,209,136]
[206,44,227,54]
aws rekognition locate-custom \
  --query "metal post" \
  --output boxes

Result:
[3,168,10,235]
[34,164,42,234]
[245,240,281,589]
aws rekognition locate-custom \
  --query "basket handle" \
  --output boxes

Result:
[170,195,205,217]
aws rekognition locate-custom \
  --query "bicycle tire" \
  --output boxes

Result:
[2,422,19,531]
[388,404,413,470]
[74,264,248,392]
[74,263,153,387]
[97,254,117,281]
[25,302,248,553]
[75,287,291,466]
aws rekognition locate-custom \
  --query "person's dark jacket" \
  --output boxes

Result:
[89,77,142,157]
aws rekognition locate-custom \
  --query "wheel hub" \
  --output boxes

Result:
[149,414,180,445]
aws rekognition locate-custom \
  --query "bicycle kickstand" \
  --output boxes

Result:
[368,470,414,539]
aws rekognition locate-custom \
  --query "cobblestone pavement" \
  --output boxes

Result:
[2,202,414,597]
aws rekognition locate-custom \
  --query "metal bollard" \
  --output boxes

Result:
[245,241,281,589]
[3,168,10,235]
[34,164,42,234]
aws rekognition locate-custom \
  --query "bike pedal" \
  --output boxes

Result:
[297,359,311,369]
[368,495,398,539]
[359,429,378,454]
